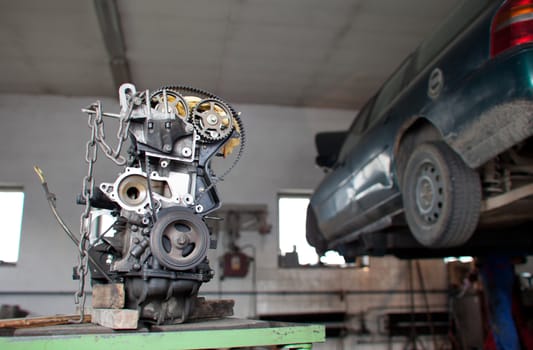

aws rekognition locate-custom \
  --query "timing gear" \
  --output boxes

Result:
[192,99,234,142]
[151,85,246,185]
[150,90,189,119]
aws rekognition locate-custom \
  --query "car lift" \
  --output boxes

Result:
[0,318,324,350]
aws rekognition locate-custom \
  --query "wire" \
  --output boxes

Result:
[33,166,112,282]
[240,244,257,317]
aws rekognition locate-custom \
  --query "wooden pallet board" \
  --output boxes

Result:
[0,314,91,329]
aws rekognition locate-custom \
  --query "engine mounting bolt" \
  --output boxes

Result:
[133,237,140,244]
[133,263,141,270]
[131,225,139,232]
[143,227,151,235]
[163,144,172,152]
[185,124,194,133]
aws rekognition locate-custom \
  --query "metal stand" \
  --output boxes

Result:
[0,318,325,350]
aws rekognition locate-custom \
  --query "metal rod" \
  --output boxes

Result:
[163,89,169,119]
[81,109,121,119]
[146,89,151,119]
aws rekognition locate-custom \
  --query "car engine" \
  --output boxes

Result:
[77,83,244,324]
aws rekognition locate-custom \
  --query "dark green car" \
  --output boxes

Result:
[307,0,533,258]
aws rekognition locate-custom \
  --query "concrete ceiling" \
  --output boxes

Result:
[0,0,460,109]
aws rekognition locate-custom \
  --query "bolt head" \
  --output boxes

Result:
[176,234,189,248]
[182,147,192,157]
[207,114,219,125]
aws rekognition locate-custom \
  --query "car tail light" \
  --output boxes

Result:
[491,0,533,57]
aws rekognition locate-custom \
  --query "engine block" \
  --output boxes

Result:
[81,84,243,324]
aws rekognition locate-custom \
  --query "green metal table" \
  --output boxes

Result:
[0,318,325,350]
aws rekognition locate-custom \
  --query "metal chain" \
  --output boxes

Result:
[75,95,137,322]
[91,94,137,166]
[74,103,99,322]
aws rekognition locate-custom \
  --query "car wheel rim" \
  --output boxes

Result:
[414,161,444,225]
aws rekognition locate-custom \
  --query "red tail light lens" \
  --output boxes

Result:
[491,0,533,57]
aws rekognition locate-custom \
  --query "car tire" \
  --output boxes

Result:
[401,141,481,247]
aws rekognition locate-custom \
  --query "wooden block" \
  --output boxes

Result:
[91,308,139,330]
[92,283,125,309]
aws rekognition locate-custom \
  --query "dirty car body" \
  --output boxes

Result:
[307,0,533,259]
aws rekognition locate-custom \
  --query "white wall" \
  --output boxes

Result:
[0,93,449,349]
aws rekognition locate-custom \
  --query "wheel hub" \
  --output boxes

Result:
[416,175,435,214]
[414,162,444,224]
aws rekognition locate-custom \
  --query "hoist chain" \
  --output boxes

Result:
[75,94,138,322]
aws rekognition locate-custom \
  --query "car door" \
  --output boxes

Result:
[313,98,376,239]
[346,112,398,224]
[343,58,412,228]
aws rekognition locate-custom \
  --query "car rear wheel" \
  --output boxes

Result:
[401,141,481,247]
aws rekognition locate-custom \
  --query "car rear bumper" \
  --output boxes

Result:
[430,47,533,168]
[448,99,533,168]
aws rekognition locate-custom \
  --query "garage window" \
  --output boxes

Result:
[0,187,24,264]
[278,192,344,267]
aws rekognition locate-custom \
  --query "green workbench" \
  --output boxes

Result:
[0,318,325,349]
